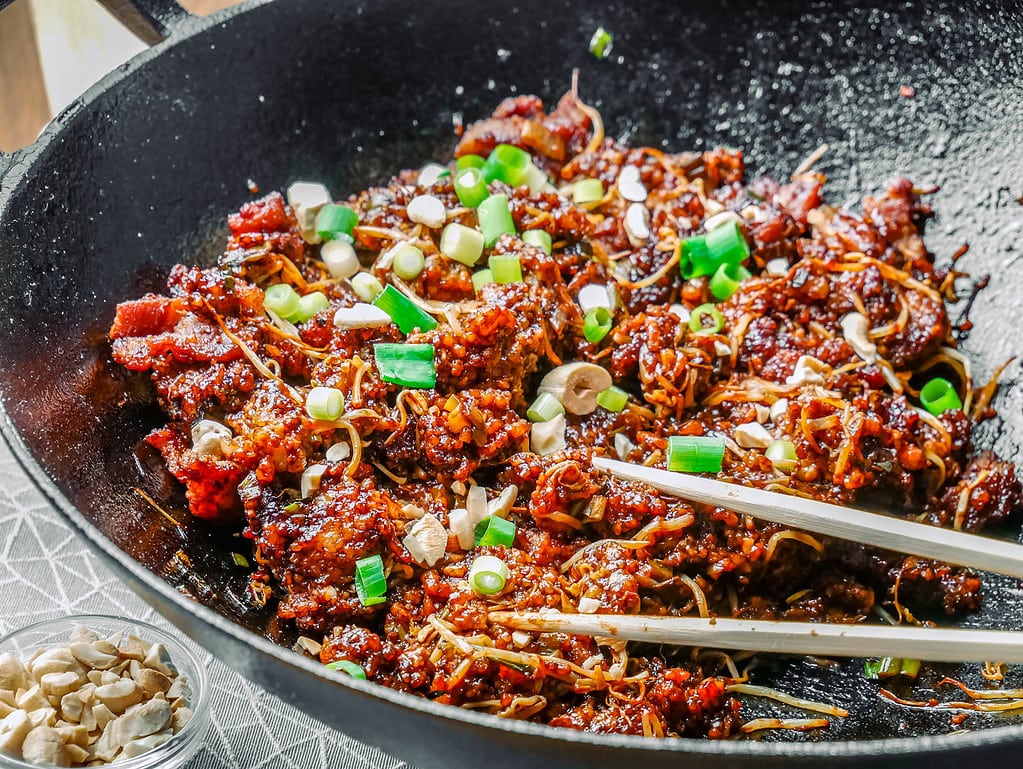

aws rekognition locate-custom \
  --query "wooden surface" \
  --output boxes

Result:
[0,0,244,153]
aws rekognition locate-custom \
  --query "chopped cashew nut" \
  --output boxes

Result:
[406,195,447,229]
[623,203,651,247]
[537,362,613,415]
[190,419,231,458]
[735,422,774,449]
[765,257,790,277]
[703,210,742,231]
[577,284,615,314]
[300,464,328,498]
[404,513,448,566]
[286,181,331,244]
[530,414,567,455]
[785,356,830,386]
[841,312,878,363]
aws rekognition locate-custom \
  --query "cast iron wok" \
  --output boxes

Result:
[2,0,1023,765]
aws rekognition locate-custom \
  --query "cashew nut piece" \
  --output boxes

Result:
[0,654,27,693]
[536,362,613,415]
[94,679,142,714]
[20,725,68,767]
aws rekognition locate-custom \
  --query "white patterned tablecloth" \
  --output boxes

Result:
[0,436,409,769]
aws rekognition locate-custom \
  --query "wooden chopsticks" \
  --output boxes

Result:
[593,457,1023,579]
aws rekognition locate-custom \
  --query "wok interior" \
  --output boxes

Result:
[2,0,1023,751]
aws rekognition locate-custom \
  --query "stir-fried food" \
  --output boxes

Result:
[108,88,1021,738]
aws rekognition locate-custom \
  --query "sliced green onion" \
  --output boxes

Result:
[709,262,752,301]
[372,285,438,334]
[583,307,613,343]
[295,291,329,322]
[453,167,490,208]
[899,659,921,679]
[456,154,485,170]
[666,435,725,473]
[471,269,494,292]
[765,439,798,472]
[264,283,301,320]
[477,194,516,247]
[920,377,962,415]
[315,204,358,242]
[326,660,367,680]
[231,552,250,568]
[524,162,549,194]
[440,223,485,266]
[526,392,565,423]
[688,303,725,334]
[306,386,344,422]
[373,343,437,389]
[490,254,523,284]
[474,515,516,548]
[391,243,426,281]
[596,385,629,412]
[351,272,384,302]
[572,178,605,206]
[863,657,903,680]
[354,554,387,606]
[589,26,613,59]
[522,229,552,254]
[482,143,532,187]
[680,220,750,279]
[468,555,510,595]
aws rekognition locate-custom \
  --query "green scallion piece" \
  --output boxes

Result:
[372,285,438,334]
[583,307,613,343]
[306,386,344,422]
[315,204,359,242]
[482,143,532,187]
[373,343,437,389]
[471,269,494,292]
[526,392,565,423]
[524,162,549,194]
[468,555,510,595]
[522,229,552,254]
[453,166,490,208]
[477,194,516,247]
[709,262,752,301]
[354,554,387,606]
[391,243,425,281]
[765,439,798,472]
[688,303,725,334]
[351,272,384,302]
[326,660,367,680]
[596,385,629,412]
[490,254,523,284]
[899,659,921,680]
[474,515,516,548]
[863,657,902,680]
[456,154,486,170]
[666,435,725,473]
[589,26,613,59]
[572,178,605,206]
[295,291,329,322]
[440,223,485,266]
[264,283,301,321]
[920,377,962,415]
[680,220,750,278]
[231,552,250,568]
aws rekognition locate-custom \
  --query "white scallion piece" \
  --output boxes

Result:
[418,163,448,187]
[325,442,351,463]
[449,508,475,551]
[669,304,691,323]
[466,485,489,527]
[321,238,360,279]
[287,181,331,244]
[577,284,615,314]
[407,195,447,229]
[487,485,518,518]
[350,272,384,303]
[333,303,392,330]
[577,596,602,614]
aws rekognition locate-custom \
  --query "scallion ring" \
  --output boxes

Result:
[264,283,301,321]
[596,385,629,412]
[709,262,752,301]
[474,515,516,548]
[295,291,329,322]
[920,377,963,415]
[766,439,798,472]
[666,435,725,473]
[522,229,552,254]
[453,167,490,209]
[490,254,523,284]
[354,554,387,606]
[583,307,613,343]
[468,555,510,596]
[477,194,516,247]
[688,303,725,334]
[326,660,367,680]
[306,386,344,422]
[526,392,565,423]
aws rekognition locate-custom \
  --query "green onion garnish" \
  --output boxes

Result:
[468,555,510,595]
[596,385,629,412]
[709,262,752,301]
[315,204,358,242]
[864,657,918,680]
[522,229,552,254]
[373,343,437,389]
[456,154,485,170]
[372,285,438,334]
[524,162,549,194]
[490,254,523,284]
[391,243,426,281]
[526,392,565,423]
[326,660,367,680]
[900,659,921,679]
[482,143,532,187]
[477,194,516,247]
[440,223,485,266]
[354,554,387,606]
[351,272,384,302]
[264,283,301,321]
[688,303,725,334]
[680,220,750,279]
[572,178,605,206]
[583,307,613,343]
[306,386,344,422]
[920,377,962,415]
[589,26,613,59]
[231,552,250,568]
[474,515,516,548]
[453,167,490,208]
[471,269,494,292]
[666,435,725,473]
[295,291,329,322]
[765,439,798,472]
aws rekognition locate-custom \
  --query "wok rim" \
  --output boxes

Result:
[2,0,1023,760]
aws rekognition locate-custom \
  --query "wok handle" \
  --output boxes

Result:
[94,0,192,45]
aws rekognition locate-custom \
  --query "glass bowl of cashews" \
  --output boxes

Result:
[0,615,210,768]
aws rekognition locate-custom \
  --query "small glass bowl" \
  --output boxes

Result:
[0,614,210,769]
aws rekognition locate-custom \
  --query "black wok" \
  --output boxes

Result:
[2,0,1023,766]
